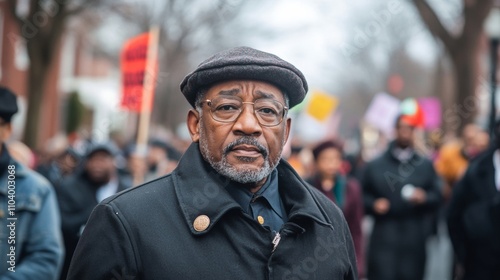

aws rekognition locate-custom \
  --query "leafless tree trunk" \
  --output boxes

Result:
[412,0,493,135]
[7,0,98,148]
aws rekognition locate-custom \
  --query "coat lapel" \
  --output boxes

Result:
[172,142,333,236]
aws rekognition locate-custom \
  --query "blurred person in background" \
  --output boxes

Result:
[286,143,308,178]
[146,139,179,181]
[0,87,64,279]
[36,135,70,173]
[433,124,489,280]
[435,124,487,201]
[37,147,81,189]
[447,119,500,280]
[118,143,151,187]
[473,129,490,155]
[362,114,442,280]
[7,140,36,169]
[305,139,365,277]
[55,143,130,280]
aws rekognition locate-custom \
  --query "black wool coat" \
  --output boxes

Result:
[361,143,442,280]
[67,143,358,280]
[447,148,500,280]
[55,171,129,280]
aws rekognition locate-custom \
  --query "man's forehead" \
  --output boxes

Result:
[206,80,285,100]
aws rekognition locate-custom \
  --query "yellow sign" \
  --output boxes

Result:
[306,91,338,122]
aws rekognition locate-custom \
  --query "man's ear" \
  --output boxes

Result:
[187,109,201,142]
[283,117,291,144]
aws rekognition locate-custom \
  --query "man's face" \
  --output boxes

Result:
[395,118,415,148]
[187,80,291,186]
[85,151,115,186]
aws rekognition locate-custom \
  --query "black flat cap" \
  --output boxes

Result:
[0,86,18,123]
[180,46,308,108]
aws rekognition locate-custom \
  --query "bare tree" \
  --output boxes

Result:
[412,0,494,134]
[7,0,102,148]
[107,0,250,130]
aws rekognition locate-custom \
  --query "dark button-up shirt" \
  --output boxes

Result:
[225,169,287,232]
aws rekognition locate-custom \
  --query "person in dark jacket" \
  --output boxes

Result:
[305,140,365,277]
[447,120,500,280]
[0,87,64,279]
[362,115,442,280]
[55,143,130,280]
[67,47,358,279]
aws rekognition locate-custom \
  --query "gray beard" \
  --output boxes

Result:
[199,125,281,184]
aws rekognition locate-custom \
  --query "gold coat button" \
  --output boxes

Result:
[257,215,265,225]
[193,215,210,232]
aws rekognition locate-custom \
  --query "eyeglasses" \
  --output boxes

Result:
[202,96,288,127]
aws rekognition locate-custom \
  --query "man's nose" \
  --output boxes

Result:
[232,104,262,136]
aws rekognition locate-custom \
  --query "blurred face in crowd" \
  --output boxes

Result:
[147,146,168,168]
[315,147,342,179]
[85,150,115,186]
[395,118,415,148]
[462,124,479,148]
[57,152,79,176]
[0,118,12,147]
[472,130,490,155]
[188,80,291,187]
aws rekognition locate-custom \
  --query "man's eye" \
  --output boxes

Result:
[258,107,278,115]
[216,104,238,111]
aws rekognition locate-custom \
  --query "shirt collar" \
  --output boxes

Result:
[224,169,284,219]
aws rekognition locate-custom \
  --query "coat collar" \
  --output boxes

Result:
[172,142,332,235]
[384,140,421,163]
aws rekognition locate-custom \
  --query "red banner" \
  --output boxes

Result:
[120,32,157,112]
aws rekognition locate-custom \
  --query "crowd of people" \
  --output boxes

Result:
[1,46,499,279]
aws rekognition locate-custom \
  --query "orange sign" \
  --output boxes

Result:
[120,32,157,112]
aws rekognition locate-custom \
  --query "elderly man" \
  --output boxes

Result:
[67,47,357,279]
[0,87,64,279]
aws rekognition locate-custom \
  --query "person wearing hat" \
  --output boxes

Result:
[55,142,130,280]
[0,87,64,278]
[447,119,500,280]
[145,139,180,181]
[68,47,357,279]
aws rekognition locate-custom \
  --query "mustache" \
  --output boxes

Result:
[223,137,268,158]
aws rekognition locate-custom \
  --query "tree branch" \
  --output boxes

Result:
[461,0,493,42]
[65,0,101,16]
[411,0,457,55]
